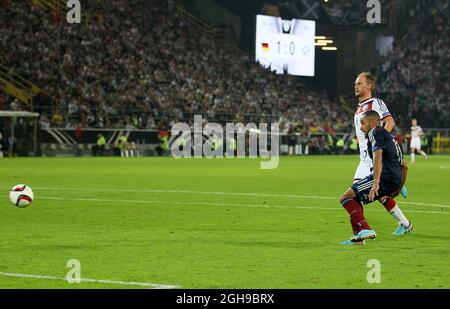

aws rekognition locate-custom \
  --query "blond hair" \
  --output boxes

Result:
[358,72,376,91]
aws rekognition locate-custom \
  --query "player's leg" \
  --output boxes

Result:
[339,178,376,243]
[348,177,378,242]
[342,161,376,244]
[355,156,409,232]
[420,150,428,159]
[339,188,368,245]
[400,158,408,198]
[410,147,416,163]
[400,185,408,198]
[378,192,410,224]
[417,143,428,159]
[353,158,372,183]
[412,138,428,160]
[339,188,362,234]
[379,196,413,235]
[350,159,371,235]
[377,180,413,236]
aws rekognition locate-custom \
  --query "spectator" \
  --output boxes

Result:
[92,133,106,156]
[51,110,64,127]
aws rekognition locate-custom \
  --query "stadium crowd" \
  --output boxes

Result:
[1,0,448,144]
[1,0,351,140]
[376,0,449,128]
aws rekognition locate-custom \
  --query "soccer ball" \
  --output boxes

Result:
[9,184,34,208]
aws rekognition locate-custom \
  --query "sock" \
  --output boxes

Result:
[382,198,410,226]
[350,219,359,235]
[341,199,371,233]
[420,150,427,157]
[411,152,415,162]
[350,198,364,234]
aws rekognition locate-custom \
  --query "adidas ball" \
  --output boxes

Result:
[9,184,34,208]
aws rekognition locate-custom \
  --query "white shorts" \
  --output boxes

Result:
[353,158,373,182]
[410,137,421,150]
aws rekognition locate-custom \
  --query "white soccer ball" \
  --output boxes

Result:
[9,184,34,208]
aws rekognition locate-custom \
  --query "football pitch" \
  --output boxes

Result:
[0,156,449,289]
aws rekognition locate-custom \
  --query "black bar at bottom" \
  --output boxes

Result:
[0,289,448,305]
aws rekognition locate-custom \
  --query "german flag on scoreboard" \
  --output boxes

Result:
[262,43,269,51]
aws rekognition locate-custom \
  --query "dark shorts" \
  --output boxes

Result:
[352,174,400,205]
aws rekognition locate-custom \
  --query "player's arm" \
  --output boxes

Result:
[391,159,408,198]
[382,115,395,133]
[369,149,382,201]
[375,100,395,132]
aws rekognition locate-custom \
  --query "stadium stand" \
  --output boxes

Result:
[375,0,449,129]
[0,0,351,138]
[0,0,448,152]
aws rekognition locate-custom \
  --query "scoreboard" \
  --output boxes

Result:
[255,14,316,77]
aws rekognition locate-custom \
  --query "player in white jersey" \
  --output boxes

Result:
[349,72,412,236]
[354,73,396,180]
[353,97,392,180]
[410,119,428,163]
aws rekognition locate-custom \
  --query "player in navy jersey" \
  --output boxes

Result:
[339,111,412,244]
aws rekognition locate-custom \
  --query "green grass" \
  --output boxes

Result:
[0,155,449,288]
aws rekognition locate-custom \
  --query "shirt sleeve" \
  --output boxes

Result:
[372,99,391,119]
[368,128,385,152]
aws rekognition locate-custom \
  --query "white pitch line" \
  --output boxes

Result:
[0,272,179,289]
[31,187,450,209]
[31,196,450,215]
[33,187,336,201]
[400,201,450,208]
